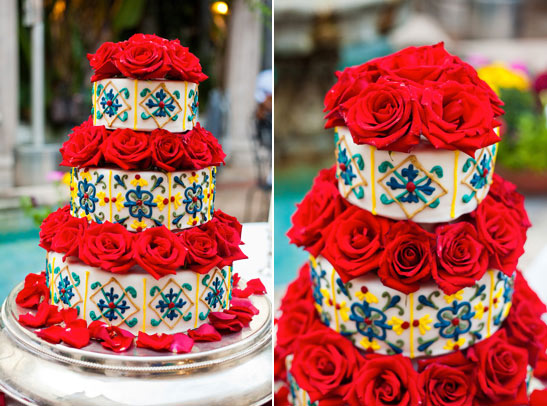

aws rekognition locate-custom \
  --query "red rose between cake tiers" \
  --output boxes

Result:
[15,34,266,353]
[275,43,547,406]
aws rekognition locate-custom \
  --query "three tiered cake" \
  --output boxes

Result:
[15,34,264,352]
[275,44,547,405]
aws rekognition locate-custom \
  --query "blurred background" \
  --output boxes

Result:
[274,0,547,298]
[0,0,272,300]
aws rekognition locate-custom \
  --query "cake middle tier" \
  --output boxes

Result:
[70,166,215,231]
[45,251,232,335]
[335,126,497,223]
[310,255,513,359]
[92,78,198,132]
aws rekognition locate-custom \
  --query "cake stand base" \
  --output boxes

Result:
[0,284,272,406]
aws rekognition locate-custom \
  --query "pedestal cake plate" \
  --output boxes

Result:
[0,284,272,406]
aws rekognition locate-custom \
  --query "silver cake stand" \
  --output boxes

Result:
[0,283,272,406]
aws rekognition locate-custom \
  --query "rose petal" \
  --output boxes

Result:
[136,332,173,351]
[35,325,64,344]
[169,333,194,353]
[188,323,222,342]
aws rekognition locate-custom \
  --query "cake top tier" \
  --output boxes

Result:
[324,43,504,156]
[87,34,207,83]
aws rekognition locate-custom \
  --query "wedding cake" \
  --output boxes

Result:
[15,34,265,353]
[275,43,547,406]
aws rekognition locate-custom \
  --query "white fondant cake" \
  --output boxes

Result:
[335,127,497,223]
[92,78,198,132]
[69,166,216,231]
[46,251,232,335]
[310,255,513,358]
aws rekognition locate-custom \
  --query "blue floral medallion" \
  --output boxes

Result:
[100,88,123,117]
[145,88,178,118]
[183,183,204,215]
[349,300,392,340]
[204,276,225,309]
[434,301,475,339]
[124,186,157,220]
[154,287,188,321]
[77,179,99,214]
[96,287,131,322]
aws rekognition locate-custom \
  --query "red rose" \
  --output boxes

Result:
[178,227,222,273]
[150,129,188,171]
[134,227,187,279]
[505,300,547,367]
[166,39,208,83]
[287,166,348,257]
[513,270,546,316]
[102,128,151,170]
[80,222,134,273]
[418,363,475,406]
[113,34,171,80]
[473,196,524,275]
[467,330,528,405]
[203,218,247,267]
[531,389,547,406]
[378,221,436,294]
[376,43,456,84]
[291,327,362,403]
[276,299,319,354]
[321,205,388,282]
[60,125,106,168]
[39,206,71,251]
[51,217,87,259]
[421,82,499,156]
[489,174,531,239]
[345,354,421,406]
[182,124,226,169]
[280,263,313,311]
[87,41,123,82]
[214,209,243,235]
[433,222,488,294]
[324,64,379,128]
[342,80,423,152]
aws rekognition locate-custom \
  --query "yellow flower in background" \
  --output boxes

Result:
[443,337,466,351]
[61,172,72,187]
[360,336,381,351]
[477,63,530,94]
[444,290,464,304]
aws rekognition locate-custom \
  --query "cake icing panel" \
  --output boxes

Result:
[45,251,232,335]
[92,78,198,132]
[335,126,497,223]
[310,255,513,358]
[69,165,216,231]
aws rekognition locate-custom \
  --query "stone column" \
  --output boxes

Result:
[224,0,262,167]
[0,0,18,189]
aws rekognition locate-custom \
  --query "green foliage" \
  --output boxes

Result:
[498,88,535,134]
[19,196,52,227]
[498,113,547,172]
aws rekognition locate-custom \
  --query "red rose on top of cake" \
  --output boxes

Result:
[87,34,207,83]
[324,43,504,156]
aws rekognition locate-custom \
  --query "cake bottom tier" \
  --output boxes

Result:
[45,251,233,335]
[275,264,547,406]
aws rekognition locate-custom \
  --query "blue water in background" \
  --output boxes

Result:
[274,164,328,286]
[0,229,43,301]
